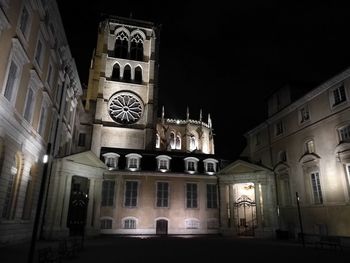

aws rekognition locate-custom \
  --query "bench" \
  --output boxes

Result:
[315,235,343,251]
[37,246,61,263]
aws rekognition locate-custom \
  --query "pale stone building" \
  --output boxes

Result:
[0,0,82,244]
[43,15,222,238]
[219,69,350,238]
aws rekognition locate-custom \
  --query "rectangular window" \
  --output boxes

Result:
[306,140,315,154]
[4,61,18,101]
[186,183,197,208]
[47,64,53,88]
[340,125,350,142]
[207,184,218,208]
[188,161,195,171]
[23,88,34,122]
[311,172,323,204]
[19,5,29,37]
[101,180,115,206]
[101,219,112,229]
[38,105,47,136]
[78,133,86,147]
[333,85,346,106]
[275,121,284,136]
[207,163,215,172]
[35,39,43,67]
[255,132,261,146]
[129,158,137,168]
[124,181,138,207]
[159,159,167,170]
[156,182,169,207]
[300,106,310,123]
[124,219,136,229]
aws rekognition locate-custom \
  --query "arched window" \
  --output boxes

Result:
[130,34,144,61]
[176,134,181,150]
[169,132,175,149]
[156,134,160,148]
[115,31,128,59]
[123,65,131,82]
[111,63,120,81]
[190,135,196,151]
[134,66,142,84]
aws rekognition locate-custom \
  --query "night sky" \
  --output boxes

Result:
[56,1,350,160]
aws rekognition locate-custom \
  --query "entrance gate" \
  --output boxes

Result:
[234,195,257,236]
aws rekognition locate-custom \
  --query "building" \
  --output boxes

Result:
[3,2,350,245]
[219,70,350,238]
[0,0,82,244]
[42,15,226,239]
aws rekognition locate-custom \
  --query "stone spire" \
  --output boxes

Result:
[186,106,189,121]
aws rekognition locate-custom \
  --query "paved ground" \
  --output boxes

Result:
[1,235,350,262]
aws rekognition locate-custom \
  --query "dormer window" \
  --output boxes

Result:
[184,157,199,174]
[102,153,120,170]
[126,153,142,171]
[203,158,218,175]
[156,155,171,172]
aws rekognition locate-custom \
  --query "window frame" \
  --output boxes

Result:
[156,181,169,208]
[124,180,139,208]
[101,180,115,207]
[186,183,198,209]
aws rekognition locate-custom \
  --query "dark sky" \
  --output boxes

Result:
[56,1,350,160]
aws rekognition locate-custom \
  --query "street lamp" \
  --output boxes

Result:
[27,143,51,263]
[296,192,305,248]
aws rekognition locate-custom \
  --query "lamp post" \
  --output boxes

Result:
[295,191,305,248]
[27,143,51,263]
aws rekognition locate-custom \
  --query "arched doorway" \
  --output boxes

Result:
[156,219,168,236]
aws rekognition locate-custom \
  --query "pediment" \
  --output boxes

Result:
[64,151,107,169]
[299,153,320,164]
[218,159,271,175]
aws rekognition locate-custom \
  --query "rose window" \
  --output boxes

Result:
[108,92,143,124]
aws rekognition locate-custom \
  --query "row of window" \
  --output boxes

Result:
[272,85,347,137]
[102,180,218,209]
[155,133,198,151]
[109,30,144,61]
[109,63,143,84]
[103,153,218,174]
[100,217,219,230]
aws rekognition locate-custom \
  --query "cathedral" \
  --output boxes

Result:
[1,0,350,245]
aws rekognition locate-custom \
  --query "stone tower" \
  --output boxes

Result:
[86,15,160,157]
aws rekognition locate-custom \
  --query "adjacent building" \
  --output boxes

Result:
[0,0,82,244]
[220,70,350,238]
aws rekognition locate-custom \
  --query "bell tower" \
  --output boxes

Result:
[86,15,160,156]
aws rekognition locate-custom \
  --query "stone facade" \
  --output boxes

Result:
[240,69,350,237]
[0,0,82,245]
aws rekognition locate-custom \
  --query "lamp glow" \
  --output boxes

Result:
[43,154,48,164]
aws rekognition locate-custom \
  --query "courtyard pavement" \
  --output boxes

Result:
[1,234,350,263]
